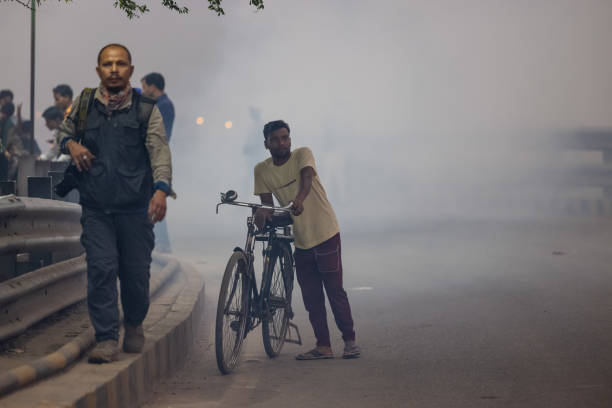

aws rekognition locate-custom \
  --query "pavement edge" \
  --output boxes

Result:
[73,262,205,408]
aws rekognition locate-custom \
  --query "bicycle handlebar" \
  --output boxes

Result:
[216,191,293,214]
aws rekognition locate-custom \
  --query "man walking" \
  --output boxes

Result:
[253,120,360,360]
[141,72,174,253]
[56,43,174,363]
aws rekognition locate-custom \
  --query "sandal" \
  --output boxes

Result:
[342,343,361,359]
[295,348,334,360]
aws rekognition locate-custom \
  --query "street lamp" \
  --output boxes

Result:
[29,0,36,155]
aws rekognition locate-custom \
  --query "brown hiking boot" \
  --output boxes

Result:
[123,323,145,353]
[88,340,119,364]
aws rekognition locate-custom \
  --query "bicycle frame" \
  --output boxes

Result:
[218,199,293,333]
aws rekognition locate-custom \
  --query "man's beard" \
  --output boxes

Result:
[272,148,291,161]
[107,86,123,94]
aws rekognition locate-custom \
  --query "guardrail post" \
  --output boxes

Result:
[0,181,15,196]
[16,156,36,196]
[48,171,63,201]
[27,177,52,199]
[0,255,16,281]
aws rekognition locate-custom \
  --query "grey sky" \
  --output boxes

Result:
[2,0,612,239]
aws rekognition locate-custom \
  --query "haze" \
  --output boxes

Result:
[2,0,612,246]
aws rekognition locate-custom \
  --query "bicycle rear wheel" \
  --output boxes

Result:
[215,251,250,374]
[262,243,294,358]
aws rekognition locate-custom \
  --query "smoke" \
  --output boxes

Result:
[3,0,612,247]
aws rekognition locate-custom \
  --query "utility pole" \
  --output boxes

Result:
[29,0,36,155]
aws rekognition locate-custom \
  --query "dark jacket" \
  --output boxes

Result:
[78,92,154,212]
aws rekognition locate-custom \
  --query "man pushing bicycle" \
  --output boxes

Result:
[253,120,360,360]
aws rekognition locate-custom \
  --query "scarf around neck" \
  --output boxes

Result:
[99,83,132,111]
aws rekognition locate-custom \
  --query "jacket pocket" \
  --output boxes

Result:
[114,167,149,204]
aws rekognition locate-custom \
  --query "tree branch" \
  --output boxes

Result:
[3,0,264,18]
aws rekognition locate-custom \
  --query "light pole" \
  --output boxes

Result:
[29,0,36,155]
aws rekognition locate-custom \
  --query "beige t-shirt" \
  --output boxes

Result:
[254,147,340,250]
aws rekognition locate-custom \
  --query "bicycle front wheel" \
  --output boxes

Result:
[262,243,294,358]
[215,251,250,374]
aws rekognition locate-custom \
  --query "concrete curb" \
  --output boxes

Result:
[0,260,205,407]
[71,262,205,408]
[0,254,181,398]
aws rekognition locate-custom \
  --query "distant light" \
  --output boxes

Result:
[225,121,233,129]
[196,116,204,126]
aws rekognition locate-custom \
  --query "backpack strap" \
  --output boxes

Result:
[135,93,156,140]
[76,88,96,141]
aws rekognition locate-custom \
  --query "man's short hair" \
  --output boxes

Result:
[0,89,13,101]
[97,43,132,65]
[263,120,290,139]
[42,106,64,121]
[1,102,14,117]
[53,84,73,100]
[21,120,33,134]
[142,72,165,91]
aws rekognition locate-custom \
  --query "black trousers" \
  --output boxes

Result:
[80,207,154,342]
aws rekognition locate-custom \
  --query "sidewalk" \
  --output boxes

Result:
[0,260,205,408]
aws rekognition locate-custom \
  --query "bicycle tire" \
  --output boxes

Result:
[215,251,250,374]
[262,243,294,358]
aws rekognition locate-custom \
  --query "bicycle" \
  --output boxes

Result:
[215,190,302,374]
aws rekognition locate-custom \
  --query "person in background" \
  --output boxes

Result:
[0,90,13,108]
[0,90,15,124]
[53,84,73,118]
[39,106,69,161]
[141,73,174,140]
[17,120,41,158]
[141,72,175,253]
[0,103,24,181]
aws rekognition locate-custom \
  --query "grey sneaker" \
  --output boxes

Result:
[123,323,145,353]
[88,340,119,364]
[343,342,361,359]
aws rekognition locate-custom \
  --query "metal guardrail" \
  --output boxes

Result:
[567,130,612,199]
[0,255,86,342]
[0,197,184,396]
[0,195,82,241]
[0,195,83,281]
[0,253,180,397]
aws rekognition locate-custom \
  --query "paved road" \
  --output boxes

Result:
[144,217,612,407]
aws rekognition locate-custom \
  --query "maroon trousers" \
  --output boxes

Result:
[294,233,356,347]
